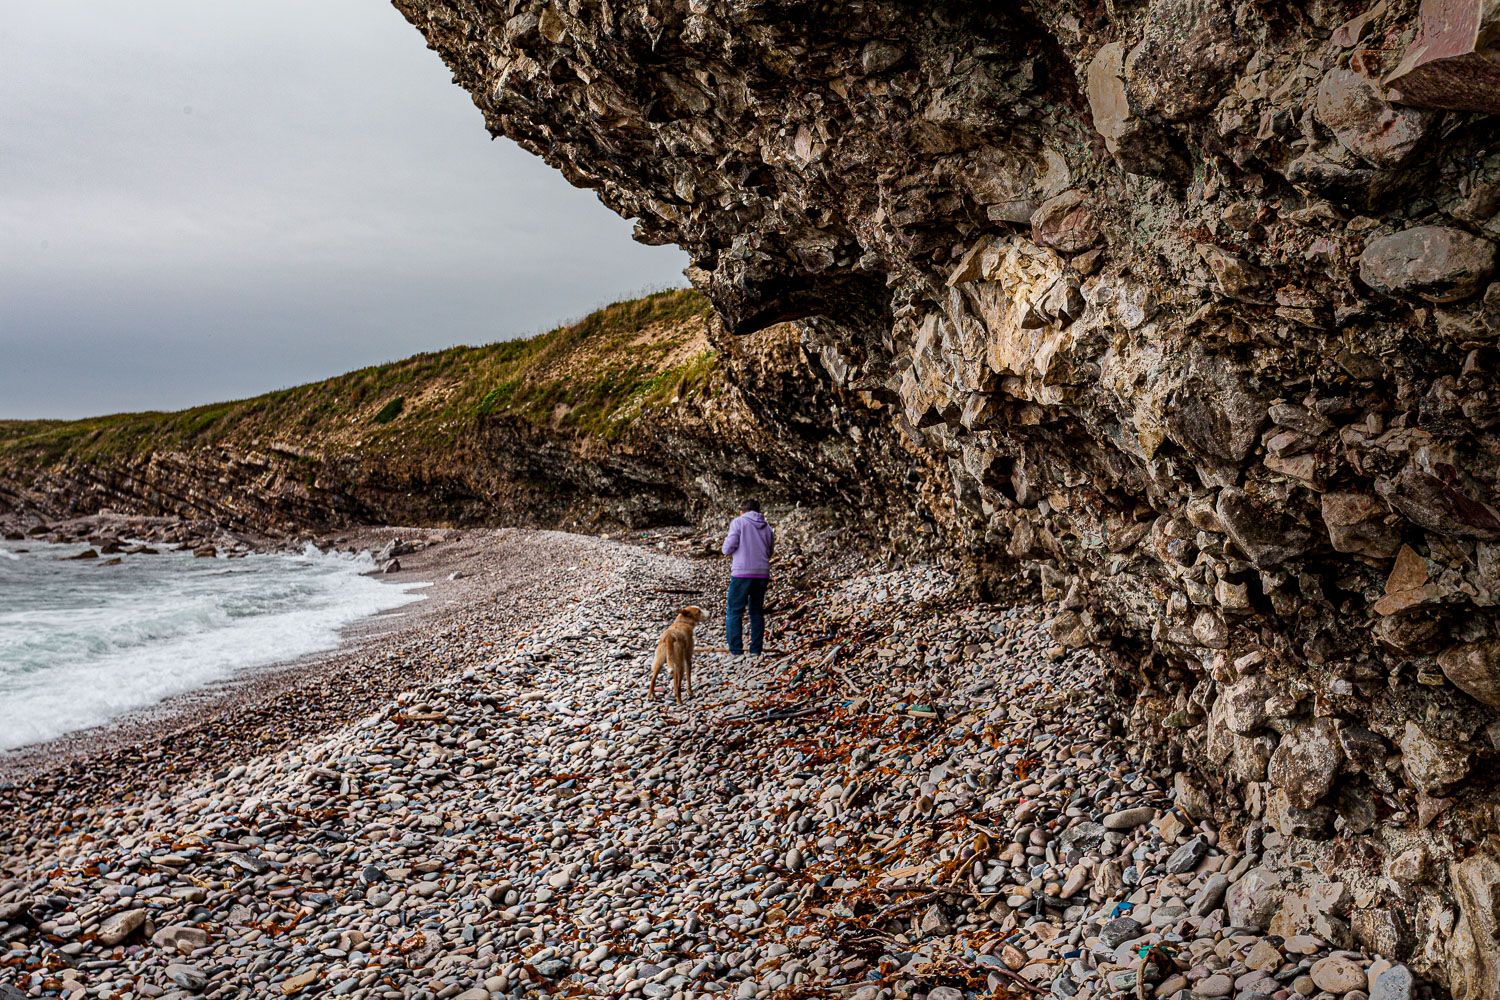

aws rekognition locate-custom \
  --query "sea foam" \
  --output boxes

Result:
[0,541,426,751]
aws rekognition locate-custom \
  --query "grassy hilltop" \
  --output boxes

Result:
[0,289,717,466]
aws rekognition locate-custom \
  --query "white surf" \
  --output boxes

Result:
[0,541,427,751]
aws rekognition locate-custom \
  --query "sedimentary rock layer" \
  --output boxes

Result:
[393,0,1500,990]
[0,301,923,556]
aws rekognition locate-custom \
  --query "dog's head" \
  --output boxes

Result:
[676,606,704,624]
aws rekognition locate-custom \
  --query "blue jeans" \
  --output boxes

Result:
[726,577,768,655]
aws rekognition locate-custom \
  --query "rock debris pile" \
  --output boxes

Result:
[0,537,1434,1000]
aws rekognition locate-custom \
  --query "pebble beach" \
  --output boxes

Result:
[0,529,1424,1000]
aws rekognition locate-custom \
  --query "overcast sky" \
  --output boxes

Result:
[0,1,689,419]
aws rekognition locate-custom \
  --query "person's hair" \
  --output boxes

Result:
[742,498,760,512]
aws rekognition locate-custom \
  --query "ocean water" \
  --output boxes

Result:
[0,541,428,751]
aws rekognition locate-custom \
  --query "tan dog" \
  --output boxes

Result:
[649,606,704,703]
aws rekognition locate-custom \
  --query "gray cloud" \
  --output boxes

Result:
[0,1,689,418]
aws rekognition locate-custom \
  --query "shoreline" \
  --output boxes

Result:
[0,525,709,791]
[0,531,1431,1000]
[0,526,466,783]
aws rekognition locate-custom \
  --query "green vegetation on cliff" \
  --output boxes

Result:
[0,289,718,465]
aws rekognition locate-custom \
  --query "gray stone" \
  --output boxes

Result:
[97,909,147,946]
[152,925,211,952]
[918,903,951,937]
[1103,806,1154,830]
[1099,916,1143,947]
[225,852,271,874]
[1197,974,1233,997]
[1266,717,1343,810]
[1192,872,1230,916]
[1400,721,1471,795]
[1165,835,1209,874]
[165,965,208,992]
[1360,226,1497,302]
[534,958,569,978]
[1369,965,1412,1000]
[1059,821,1107,851]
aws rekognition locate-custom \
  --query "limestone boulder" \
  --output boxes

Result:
[1163,355,1265,465]
[1315,69,1435,168]
[1215,488,1313,569]
[1359,226,1497,303]
[1320,492,1401,559]
[1449,849,1500,1000]
[1123,0,1255,122]
[1267,717,1343,810]
[1386,0,1500,116]
[1220,677,1273,734]
[1377,461,1500,542]
[1030,190,1099,254]
[1226,866,1287,930]
[1086,41,1185,177]
[1439,639,1500,707]
[1400,721,1471,796]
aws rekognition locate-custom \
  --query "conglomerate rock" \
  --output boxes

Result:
[393,0,1500,990]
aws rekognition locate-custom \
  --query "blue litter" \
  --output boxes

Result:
[1110,901,1134,917]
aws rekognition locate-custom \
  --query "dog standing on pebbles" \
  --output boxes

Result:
[649,606,703,703]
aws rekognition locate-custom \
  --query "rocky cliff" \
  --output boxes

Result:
[0,291,921,554]
[393,0,1500,991]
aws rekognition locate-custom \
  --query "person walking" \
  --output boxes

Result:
[721,499,774,657]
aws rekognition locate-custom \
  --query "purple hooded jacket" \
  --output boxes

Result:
[722,511,774,578]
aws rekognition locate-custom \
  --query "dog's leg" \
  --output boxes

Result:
[685,651,693,699]
[673,654,683,704]
[649,646,667,701]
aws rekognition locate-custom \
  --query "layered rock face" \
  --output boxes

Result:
[395,0,1500,990]
[0,316,924,556]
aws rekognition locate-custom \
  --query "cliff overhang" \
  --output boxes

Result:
[394,0,1500,991]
